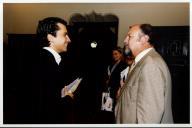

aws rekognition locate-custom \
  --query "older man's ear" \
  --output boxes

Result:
[140,35,150,45]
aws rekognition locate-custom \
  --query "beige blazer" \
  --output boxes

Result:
[115,49,173,123]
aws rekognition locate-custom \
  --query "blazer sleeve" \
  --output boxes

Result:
[136,61,165,123]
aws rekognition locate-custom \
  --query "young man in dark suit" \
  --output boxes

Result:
[36,17,73,123]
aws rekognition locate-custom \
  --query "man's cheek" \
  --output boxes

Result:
[57,37,65,44]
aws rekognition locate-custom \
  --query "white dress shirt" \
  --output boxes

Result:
[43,47,61,65]
[120,66,129,81]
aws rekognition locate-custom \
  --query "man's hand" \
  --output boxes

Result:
[116,87,121,99]
[64,86,74,99]
[61,86,74,99]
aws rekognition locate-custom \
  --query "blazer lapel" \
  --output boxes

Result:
[118,48,156,99]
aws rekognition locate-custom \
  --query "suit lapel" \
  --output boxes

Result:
[118,49,156,99]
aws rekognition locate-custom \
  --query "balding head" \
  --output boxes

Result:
[124,24,153,57]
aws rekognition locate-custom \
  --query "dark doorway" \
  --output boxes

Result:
[64,12,119,123]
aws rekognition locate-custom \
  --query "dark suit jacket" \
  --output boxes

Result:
[102,60,127,114]
[107,61,127,100]
[37,48,73,124]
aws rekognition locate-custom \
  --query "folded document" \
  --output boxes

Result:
[61,78,82,98]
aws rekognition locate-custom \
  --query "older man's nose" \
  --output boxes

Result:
[124,37,129,45]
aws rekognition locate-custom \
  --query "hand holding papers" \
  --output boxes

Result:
[61,86,74,99]
[61,78,82,98]
[66,78,82,93]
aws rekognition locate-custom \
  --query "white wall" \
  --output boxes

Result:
[3,3,189,46]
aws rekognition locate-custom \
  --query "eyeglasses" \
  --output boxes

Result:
[127,33,145,40]
[126,34,136,41]
[128,35,135,38]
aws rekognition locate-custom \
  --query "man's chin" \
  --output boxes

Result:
[59,48,67,53]
[63,49,67,52]
[63,44,68,52]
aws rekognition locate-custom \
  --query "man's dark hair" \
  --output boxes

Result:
[140,24,153,44]
[36,17,67,47]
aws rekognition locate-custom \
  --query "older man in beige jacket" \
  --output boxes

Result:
[115,24,173,123]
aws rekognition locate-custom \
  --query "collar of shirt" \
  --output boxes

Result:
[43,47,61,65]
[120,66,129,80]
[134,47,153,65]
